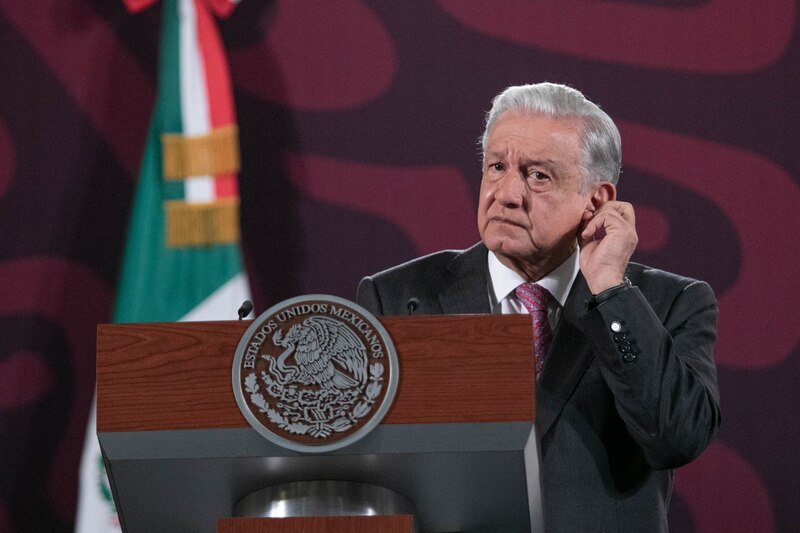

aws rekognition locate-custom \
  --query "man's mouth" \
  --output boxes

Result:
[491,216,525,228]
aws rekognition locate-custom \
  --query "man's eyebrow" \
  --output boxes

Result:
[523,159,559,171]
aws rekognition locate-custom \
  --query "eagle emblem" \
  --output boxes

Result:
[269,316,368,391]
[232,296,398,452]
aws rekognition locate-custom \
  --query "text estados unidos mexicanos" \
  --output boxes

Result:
[242,303,385,369]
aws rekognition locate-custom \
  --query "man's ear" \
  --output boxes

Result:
[588,182,616,210]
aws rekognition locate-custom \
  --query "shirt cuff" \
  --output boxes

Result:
[586,277,633,311]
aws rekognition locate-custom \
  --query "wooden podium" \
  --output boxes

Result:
[96,314,540,532]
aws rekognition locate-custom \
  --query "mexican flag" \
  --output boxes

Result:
[75,0,248,530]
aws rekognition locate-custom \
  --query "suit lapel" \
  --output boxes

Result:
[438,243,492,314]
[536,273,595,438]
[434,244,595,438]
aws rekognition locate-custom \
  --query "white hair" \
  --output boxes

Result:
[481,82,621,189]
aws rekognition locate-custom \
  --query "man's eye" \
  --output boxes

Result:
[491,163,504,171]
[529,171,550,181]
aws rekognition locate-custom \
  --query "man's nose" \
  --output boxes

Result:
[494,171,525,208]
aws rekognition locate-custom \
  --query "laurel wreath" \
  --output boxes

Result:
[244,362,384,439]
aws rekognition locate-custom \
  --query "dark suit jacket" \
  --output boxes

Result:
[357,242,721,533]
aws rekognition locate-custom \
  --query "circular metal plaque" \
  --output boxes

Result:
[232,295,398,453]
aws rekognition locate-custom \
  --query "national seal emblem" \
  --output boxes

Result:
[232,295,398,452]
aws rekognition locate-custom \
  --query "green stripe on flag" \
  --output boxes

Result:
[157,0,183,136]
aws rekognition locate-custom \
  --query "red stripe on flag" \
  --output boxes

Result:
[215,173,238,198]
[194,0,235,128]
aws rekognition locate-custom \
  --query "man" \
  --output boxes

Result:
[357,82,721,532]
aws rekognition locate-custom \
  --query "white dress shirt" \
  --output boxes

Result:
[487,248,581,331]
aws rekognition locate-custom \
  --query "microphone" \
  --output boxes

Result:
[237,300,254,320]
[406,297,420,315]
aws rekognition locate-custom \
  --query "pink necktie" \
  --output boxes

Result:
[515,283,553,382]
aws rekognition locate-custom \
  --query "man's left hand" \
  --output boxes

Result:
[579,201,638,294]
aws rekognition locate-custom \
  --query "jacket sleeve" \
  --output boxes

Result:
[584,279,721,469]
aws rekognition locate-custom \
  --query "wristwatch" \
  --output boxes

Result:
[587,277,632,310]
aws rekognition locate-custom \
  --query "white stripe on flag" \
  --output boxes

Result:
[180,272,251,322]
[185,175,216,203]
[74,399,120,533]
[179,0,215,196]
[179,0,211,138]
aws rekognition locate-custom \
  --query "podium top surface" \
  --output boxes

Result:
[97,314,534,432]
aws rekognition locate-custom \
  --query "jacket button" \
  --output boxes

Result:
[623,353,637,363]
[610,321,622,332]
[613,332,628,343]
[618,341,633,353]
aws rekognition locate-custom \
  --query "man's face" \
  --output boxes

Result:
[477,112,596,278]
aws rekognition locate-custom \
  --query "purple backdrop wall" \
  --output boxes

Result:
[1,1,798,531]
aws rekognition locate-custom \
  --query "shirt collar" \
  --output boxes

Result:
[487,247,580,308]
